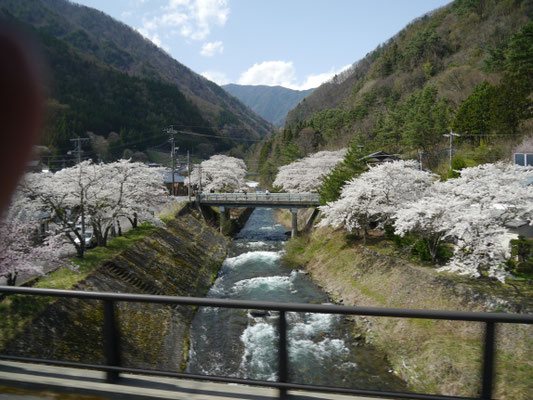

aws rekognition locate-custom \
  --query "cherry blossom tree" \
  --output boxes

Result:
[273,149,348,193]
[395,163,533,281]
[393,187,466,264]
[12,163,98,258]
[435,163,533,281]
[86,160,168,246]
[319,160,435,243]
[0,218,71,286]
[441,205,512,282]
[12,160,168,257]
[187,155,247,192]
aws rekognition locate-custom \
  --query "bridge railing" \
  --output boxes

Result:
[1,286,532,400]
[199,192,320,204]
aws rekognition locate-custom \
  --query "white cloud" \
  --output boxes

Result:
[238,61,296,87]
[200,40,224,57]
[148,0,230,41]
[201,70,230,85]
[237,62,352,90]
[160,12,188,27]
[296,64,352,90]
[134,0,229,59]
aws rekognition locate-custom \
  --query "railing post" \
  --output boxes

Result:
[278,310,288,399]
[103,300,121,383]
[481,321,495,400]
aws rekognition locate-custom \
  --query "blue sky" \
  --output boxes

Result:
[73,0,451,89]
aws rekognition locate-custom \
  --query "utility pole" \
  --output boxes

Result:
[198,163,202,194]
[164,126,177,196]
[69,137,89,164]
[187,150,191,202]
[443,130,460,170]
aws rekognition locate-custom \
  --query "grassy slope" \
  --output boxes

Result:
[284,226,532,399]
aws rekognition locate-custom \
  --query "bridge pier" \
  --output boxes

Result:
[219,206,230,234]
[291,208,298,238]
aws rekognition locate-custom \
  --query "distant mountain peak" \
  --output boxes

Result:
[223,84,314,126]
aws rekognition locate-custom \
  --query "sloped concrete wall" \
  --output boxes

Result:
[4,212,229,372]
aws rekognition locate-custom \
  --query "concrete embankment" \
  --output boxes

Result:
[282,215,532,400]
[3,207,230,372]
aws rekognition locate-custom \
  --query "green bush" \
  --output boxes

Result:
[385,226,452,263]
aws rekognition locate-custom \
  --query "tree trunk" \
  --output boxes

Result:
[127,213,138,229]
[7,271,17,286]
[67,232,84,258]
[426,236,440,264]
[94,224,106,247]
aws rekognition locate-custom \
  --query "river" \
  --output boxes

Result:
[186,206,406,391]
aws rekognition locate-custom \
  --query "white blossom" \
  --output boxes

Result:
[187,155,247,192]
[434,163,533,281]
[320,160,533,282]
[319,160,436,241]
[12,160,168,258]
[395,163,533,281]
[0,218,72,286]
[273,149,348,193]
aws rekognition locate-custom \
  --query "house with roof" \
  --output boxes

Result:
[163,167,188,196]
[358,151,400,165]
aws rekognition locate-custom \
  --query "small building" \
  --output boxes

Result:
[514,153,533,167]
[163,170,188,196]
[358,151,400,165]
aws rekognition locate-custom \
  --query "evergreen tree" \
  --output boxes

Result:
[452,81,496,141]
[506,21,533,83]
[490,74,533,136]
[317,144,366,204]
[402,86,451,152]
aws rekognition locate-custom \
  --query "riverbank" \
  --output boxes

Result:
[278,209,532,399]
[1,205,229,372]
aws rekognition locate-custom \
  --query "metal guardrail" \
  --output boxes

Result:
[1,286,532,400]
[199,192,320,206]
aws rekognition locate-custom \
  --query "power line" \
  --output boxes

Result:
[175,130,263,142]
[68,137,90,164]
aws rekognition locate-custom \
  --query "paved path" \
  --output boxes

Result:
[0,361,380,400]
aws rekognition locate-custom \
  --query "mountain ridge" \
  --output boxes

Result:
[0,0,272,161]
[222,84,314,126]
[253,0,533,186]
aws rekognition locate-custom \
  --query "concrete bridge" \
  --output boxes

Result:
[198,193,320,237]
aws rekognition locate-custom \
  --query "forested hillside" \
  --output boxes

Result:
[223,84,314,126]
[253,0,533,189]
[0,0,272,164]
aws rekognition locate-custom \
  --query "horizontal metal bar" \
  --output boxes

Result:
[1,287,532,324]
[0,355,477,400]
